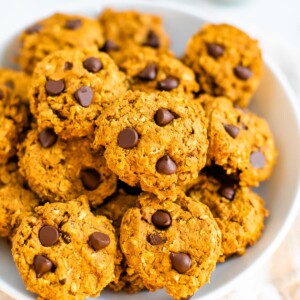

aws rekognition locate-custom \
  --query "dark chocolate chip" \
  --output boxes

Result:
[39,225,59,247]
[250,151,266,169]
[25,24,42,34]
[224,124,240,138]
[64,19,82,30]
[45,79,65,96]
[143,30,160,48]
[207,43,224,58]
[170,252,192,274]
[155,108,175,126]
[157,76,179,91]
[0,89,3,100]
[74,86,93,107]
[61,231,71,244]
[136,63,157,81]
[89,232,110,251]
[218,185,235,200]
[148,232,165,245]
[118,128,139,149]
[59,278,66,285]
[81,168,101,190]
[156,155,177,174]
[38,128,58,148]
[83,57,102,73]
[117,180,142,195]
[5,81,14,89]
[64,62,73,70]
[100,40,119,52]
[34,255,54,278]
[152,210,172,229]
[234,66,253,80]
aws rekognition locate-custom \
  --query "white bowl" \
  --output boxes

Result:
[1,1,300,299]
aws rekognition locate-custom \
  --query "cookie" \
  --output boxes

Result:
[95,186,145,293]
[12,197,118,300]
[18,128,117,206]
[0,157,25,187]
[187,174,268,261]
[29,49,128,139]
[201,95,276,186]
[120,192,222,299]
[93,91,208,200]
[114,46,199,97]
[18,13,105,74]
[183,24,263,107]
[99,9,169,53]
[0,184,39,238]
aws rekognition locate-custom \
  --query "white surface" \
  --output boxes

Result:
[1,1,300,300]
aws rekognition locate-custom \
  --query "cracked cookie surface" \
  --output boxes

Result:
[93,91,208,200]
[120,192,222,299]
[183,24,263,107]
[18,13,105,74]
[187,174,268,261]
[12,197,118,300]
[18,128,117,206]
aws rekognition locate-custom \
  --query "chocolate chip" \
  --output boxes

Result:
[64,62,73,70]
[170,252,192,274]
[152,210,172,229]
[218,185,235,200]
[38,128,58,148]
[45,79,65,96]
[143,30,160,48]
[156,155,177,174]
[148,232,165,245]
[155,108,175,126]
[207,43,224,58]
[89,232,110,250]
[224,124,240,138]
[157,76,179,91]
[136,63,157,81]
[234,66,253,80]
[250,151,266,169]
[118,128,139,149]
[39,225,59,247]
[0,89,3,100]
[81,168,101,190]
[25,24,42,34]
[34,255,54,278]
[64,19,82,30]
[59,278,66,285]
[100,40,119,52]
[117,180,142,195]
[61,232,71,244]
[83,57,102,73]
[5,81,14,89]
[74,86,93,107]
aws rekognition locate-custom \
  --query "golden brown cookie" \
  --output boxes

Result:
[18,13,105,74]
[120,192,222,299]
[0,184,39,238]
[201,95,276,186]
[187,174,268,261]
[95,186,145,293]
[114,46,199,97]
[12,197,118,300]
[183,24,263,107]
[93,91,208,200]
[99,9,169,53]
[0,158,25,188]
[18,128,117,206]
[29,49,128,139]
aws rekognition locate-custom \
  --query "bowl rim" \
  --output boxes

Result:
[1,1,300,299]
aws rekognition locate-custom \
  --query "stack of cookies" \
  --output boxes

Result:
[0,8,277,300]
